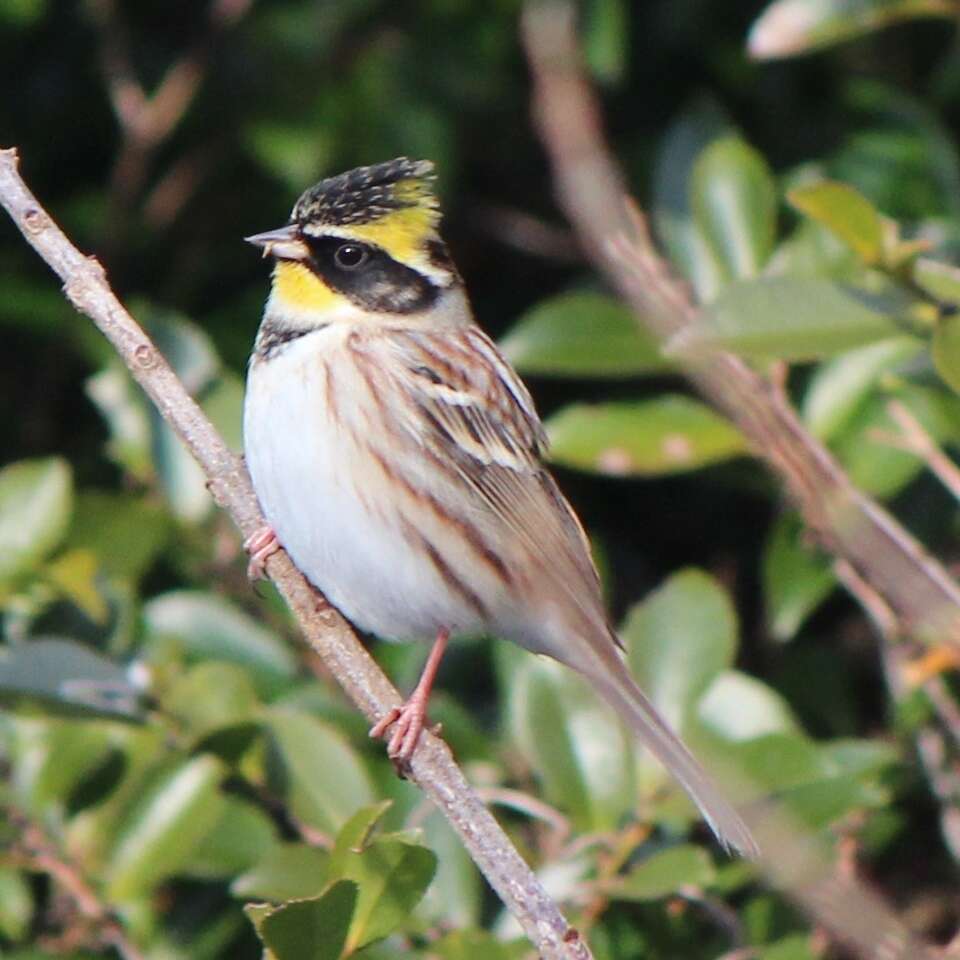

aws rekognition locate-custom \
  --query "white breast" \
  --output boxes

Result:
[243,326,486,642]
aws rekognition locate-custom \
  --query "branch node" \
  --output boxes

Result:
[22,206,46,234]
[133,342,157,369]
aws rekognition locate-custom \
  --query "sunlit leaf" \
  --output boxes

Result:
[506,656,633,830]
[834,382,960,497]
[0,458,73,584]
[653,98,734,300]
[692,276,910,359]
[232,842,330,901]
[265,709,375,835]
[546,396,747,476]
[0,867,32,941]
[802,337,922,440]
[748,0,955,60]
[692,136,778,280]
[85,363,152,480]
[913,256,960,305]
[330,830,437,952]
[43,549,107,622]
[933,312,960,394]
[143,591,297,696]
[500,291,669,378]
[106,754,227,900]
[787,180,885,264]
[622,569,738,734]
[698,671,801,741]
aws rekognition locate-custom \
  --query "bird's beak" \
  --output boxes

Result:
[244,224,310,261]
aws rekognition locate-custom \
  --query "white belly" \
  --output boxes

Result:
[243,329,484,641]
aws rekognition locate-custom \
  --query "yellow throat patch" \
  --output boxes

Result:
[271,261,340,312]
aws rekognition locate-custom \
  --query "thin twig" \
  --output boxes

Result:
[884,399,960,502]
[5,808,145,960]
[87,0,251,227]
[0,147,591,960]
[522,1,960,651]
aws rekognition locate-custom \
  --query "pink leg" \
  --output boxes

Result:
[244,525,281,580]
[370,629,449,763]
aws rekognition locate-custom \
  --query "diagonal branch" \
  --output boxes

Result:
[522,2,960,651]
[0,147,591,960]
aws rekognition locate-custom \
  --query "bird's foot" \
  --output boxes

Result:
[370,699,430,764]
[244,525,280,580]
[370,628,450,768]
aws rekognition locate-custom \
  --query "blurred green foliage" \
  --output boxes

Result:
[3,0,960,957]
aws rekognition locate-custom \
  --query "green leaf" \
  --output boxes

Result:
[432,930,529,960]
[762,513,837,641]
[622,569,738,734]
[546,396,747,476]
[834,383,960,497]
[583,0,628,85]
[245,123,333,191]
[202,372,245,451]
[143,591,297,696]
[417,810,482,928]
[933,312,960,394]
[506,657,633,830]
[0,0,47,26]
[760,934,817,960]
[166,662,261,740]
[697,671,801,741]
[499,291,669,378]
[43,548,108,622]
[0,867,32,941]
[693,276,910,360]
[748,0,955,59]
[66,491,170,582]
[85,363,152,481]
[328,801,394,869]
[612,844,716,901]
[141,306,220,521]
[653,98,734,300]
[692,136,778,280]
[233,842,330,901]
[787,180,885,264]
[0,638,142,720]
[0,458,73,583]
[802,337,922,440]
[8,716,113,811]
[106,754,227,900]
[913,256,960,305]
[331,833,437,952]
[266,709,375,835]
[258,880,357,960]
[183,797,277,879]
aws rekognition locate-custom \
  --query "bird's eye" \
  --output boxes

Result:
[334,243,369,270]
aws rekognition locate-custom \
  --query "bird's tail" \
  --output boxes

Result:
[580,643,759,860]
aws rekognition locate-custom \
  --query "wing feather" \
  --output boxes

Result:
[392,326,606,635]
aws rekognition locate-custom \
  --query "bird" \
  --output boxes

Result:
[242,157,757,859]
